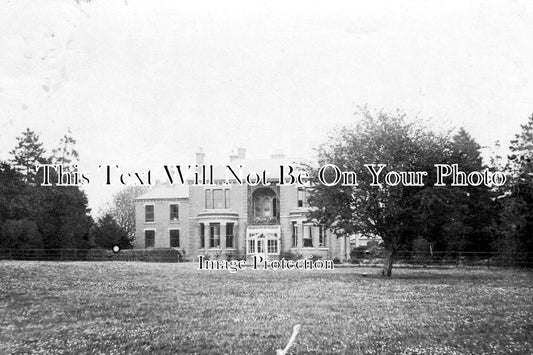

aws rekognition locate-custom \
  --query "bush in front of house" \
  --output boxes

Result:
[86,248,183,262]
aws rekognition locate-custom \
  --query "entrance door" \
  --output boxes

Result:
[246,226,280,258]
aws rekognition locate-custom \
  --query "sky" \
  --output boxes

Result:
[1,0,532,214]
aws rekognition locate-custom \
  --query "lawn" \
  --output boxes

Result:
[0,262,532,354]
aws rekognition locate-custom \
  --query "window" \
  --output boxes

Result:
[210,223,220,248]
[263,197,272,217]
[297,187,306,208]
[145,205,154,223]
[205,189,230,209]
[170,204,179,221]
[254,197,263,217]
[303,225,313,247]
[267,240,278,253]
[170,230,180,248]
[257,239,265,253]
[213,189,224,209]
[200,223,205,248]
[145,230,155,248]
[226,223,234,248]
[292,222,298,247]
[248,240,255,253]
[319,226,326,247]
[252,188,277,222]
[205,190,212,209]
[225,189,231,209]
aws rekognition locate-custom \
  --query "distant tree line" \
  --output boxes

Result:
[308,109,533,276]
[0,129,136,252]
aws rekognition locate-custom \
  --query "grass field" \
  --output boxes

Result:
[0,262,532,355]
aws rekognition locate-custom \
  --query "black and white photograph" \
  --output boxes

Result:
[1,0,532,354]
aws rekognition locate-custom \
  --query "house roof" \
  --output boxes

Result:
[208,156,309,182]
[135,183,189,200]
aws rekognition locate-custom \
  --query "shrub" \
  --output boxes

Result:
[278,251,303,260]
[350,244,385,262]
[226,252,244,261]
[350,246,368,260]
[88,248,183,262]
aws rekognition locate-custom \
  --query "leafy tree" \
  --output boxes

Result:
[102,186,147,244]
[90,214,130,250]
[307,109,489,276]
[0,219,42,250]
[3,129,93,252]
[0,162,31,223]
[494,114,533,265]
[51,129,79,166]
[9,128,47,183]
[439,128,498,253]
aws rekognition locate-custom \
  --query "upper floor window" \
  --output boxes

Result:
[205,190,212,209]
[145,230,155,248]
[169,229,180,248]
[205,189,230,209]
[170,204,179,221]
[255,196,272,217]
[252,187,278,223]
[297,187,307,208]
[225,189,231,209]
[145,205,154,223]
[213,189,224,209]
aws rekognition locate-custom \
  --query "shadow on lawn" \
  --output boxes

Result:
[355,270,509,282]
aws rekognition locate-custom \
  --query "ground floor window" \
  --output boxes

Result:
[200,223,205,248]
[318,226,326,247]
[256,240,263,253]
[169,229,180,248]
[247,238,279,255]
[210,223,220,248]
[145,230,155,248]
[303,225,313,247]
[267,239,278,253]
[248,240,256,254]
[292,222,298,247]
[226,223,234,248]
[246,226,280,255]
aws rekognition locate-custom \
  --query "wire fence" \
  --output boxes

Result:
[0,248,532,267]
[0,248,184,263]
[351,250,533,268]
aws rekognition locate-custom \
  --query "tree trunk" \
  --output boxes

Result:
[382,250,394,277]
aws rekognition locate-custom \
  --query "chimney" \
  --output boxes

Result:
[229,150,239,161]
[196,147,205,165]
[237,147,246,160]
[271,150,285,159]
